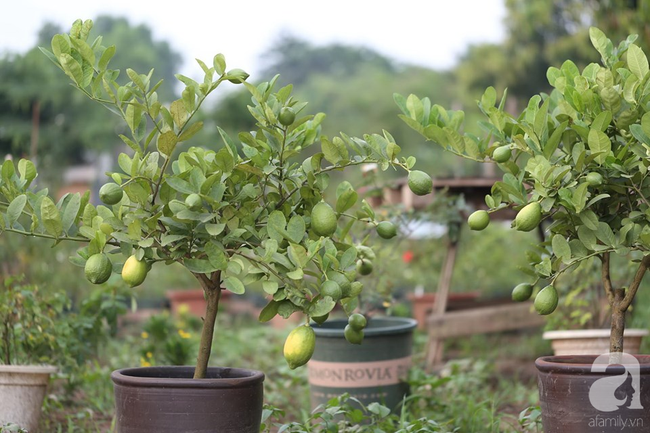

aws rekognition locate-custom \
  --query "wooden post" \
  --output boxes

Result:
[425,235,459,370]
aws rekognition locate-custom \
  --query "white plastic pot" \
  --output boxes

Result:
[543,328,649,356]
[0,365,57,432]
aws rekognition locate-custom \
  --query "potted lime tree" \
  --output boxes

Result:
[395,27,650,432]
[542,257,649,356]
[0,20,431,432]
[0,277,58,432]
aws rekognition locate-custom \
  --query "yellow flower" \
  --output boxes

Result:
[177,304,190,315]
[146,352,153,359]
[140,357,151,367]
[178,329,191,339]
[141,332,149,339]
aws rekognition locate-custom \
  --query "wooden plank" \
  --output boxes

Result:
[425,240,459,368]
[426,302,546,339]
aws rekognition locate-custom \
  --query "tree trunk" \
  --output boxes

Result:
[193,277,222,379]
[609,288,625,363]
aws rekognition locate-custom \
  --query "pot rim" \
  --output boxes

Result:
[543,328,649,340]
[0,364,58,374]
[111,365,264,389]
[535,354,650,374]
[311,316,417,338]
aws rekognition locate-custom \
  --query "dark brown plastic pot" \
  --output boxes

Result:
[111,366,264,433]
[536,355,650,432]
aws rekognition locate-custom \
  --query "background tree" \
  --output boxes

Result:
[0,16,182,174]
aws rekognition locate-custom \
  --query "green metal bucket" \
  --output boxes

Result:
[308,316,417,411]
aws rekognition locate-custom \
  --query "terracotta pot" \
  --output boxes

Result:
[536,355,650,432]
[308,317,417,412]
[543,329,649,356]
[407,292,480,330]
[0,365,57,432]
[111,366,264,433]
[166,289,231,317]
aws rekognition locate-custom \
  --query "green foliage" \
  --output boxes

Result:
[0,16,182,171]
[0,275,123,368]
[0,19,423,374]
[397,28,650,330]
[138,310,199,366]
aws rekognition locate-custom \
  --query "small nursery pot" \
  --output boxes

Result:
[308,317,417,411]
[536,355,650,432]
[111,366,264,433]
[543,329,649,356]
[0,365,57,432]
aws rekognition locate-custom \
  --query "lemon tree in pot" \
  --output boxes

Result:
[395,27,650,432]
[0,20,430,432]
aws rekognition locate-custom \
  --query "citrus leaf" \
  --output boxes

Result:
[552,234,572,264]
[224,276,245,294]
[157,131,178,157]
[572,182,589,213]
[267,211,286,243]
[309,297,336,317]
[205,223,226,236]
[336,189,358,214]
[165,177,196,194]
[595,222,616,247]
[61,193,81,234]
[17,159,37,186]
[41,197,62,237]
[258,300,279,322]
[179,121,204,142]
[160,234,186,246]
[587,129,611,164]
[262,281,279,295]
[286,215,306,244]
[627,44,649,80]
[6,195,27,228]
[579,210,599,230]
[183,258,222,273]
[339,246,358,270]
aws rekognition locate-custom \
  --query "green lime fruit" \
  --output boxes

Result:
[311,202,337,237]
[122,255,148,288]
[348,281,363,298]
[100,223,113,236]
[407,170,433,196]
[356,245,376,261]
[311,313,329,325]
[492,146,512,163]
[586,172,603,186]
[320,280,342,301]
[534,285,559,315]
[326,271,352,298]
[376,221,397,239]
[99,183,123,205]
[356,259,373,276]
[511,283,534,302]
[185,193,202,211]
[467,210,490,231]
[278,107,296,126]
[513,202,542,232]
[344,324,364,345]
[283,324,316,369]
[348,313,367,331]
[85,253,113,284]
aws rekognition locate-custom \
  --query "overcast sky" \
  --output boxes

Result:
[1,0,506,78]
